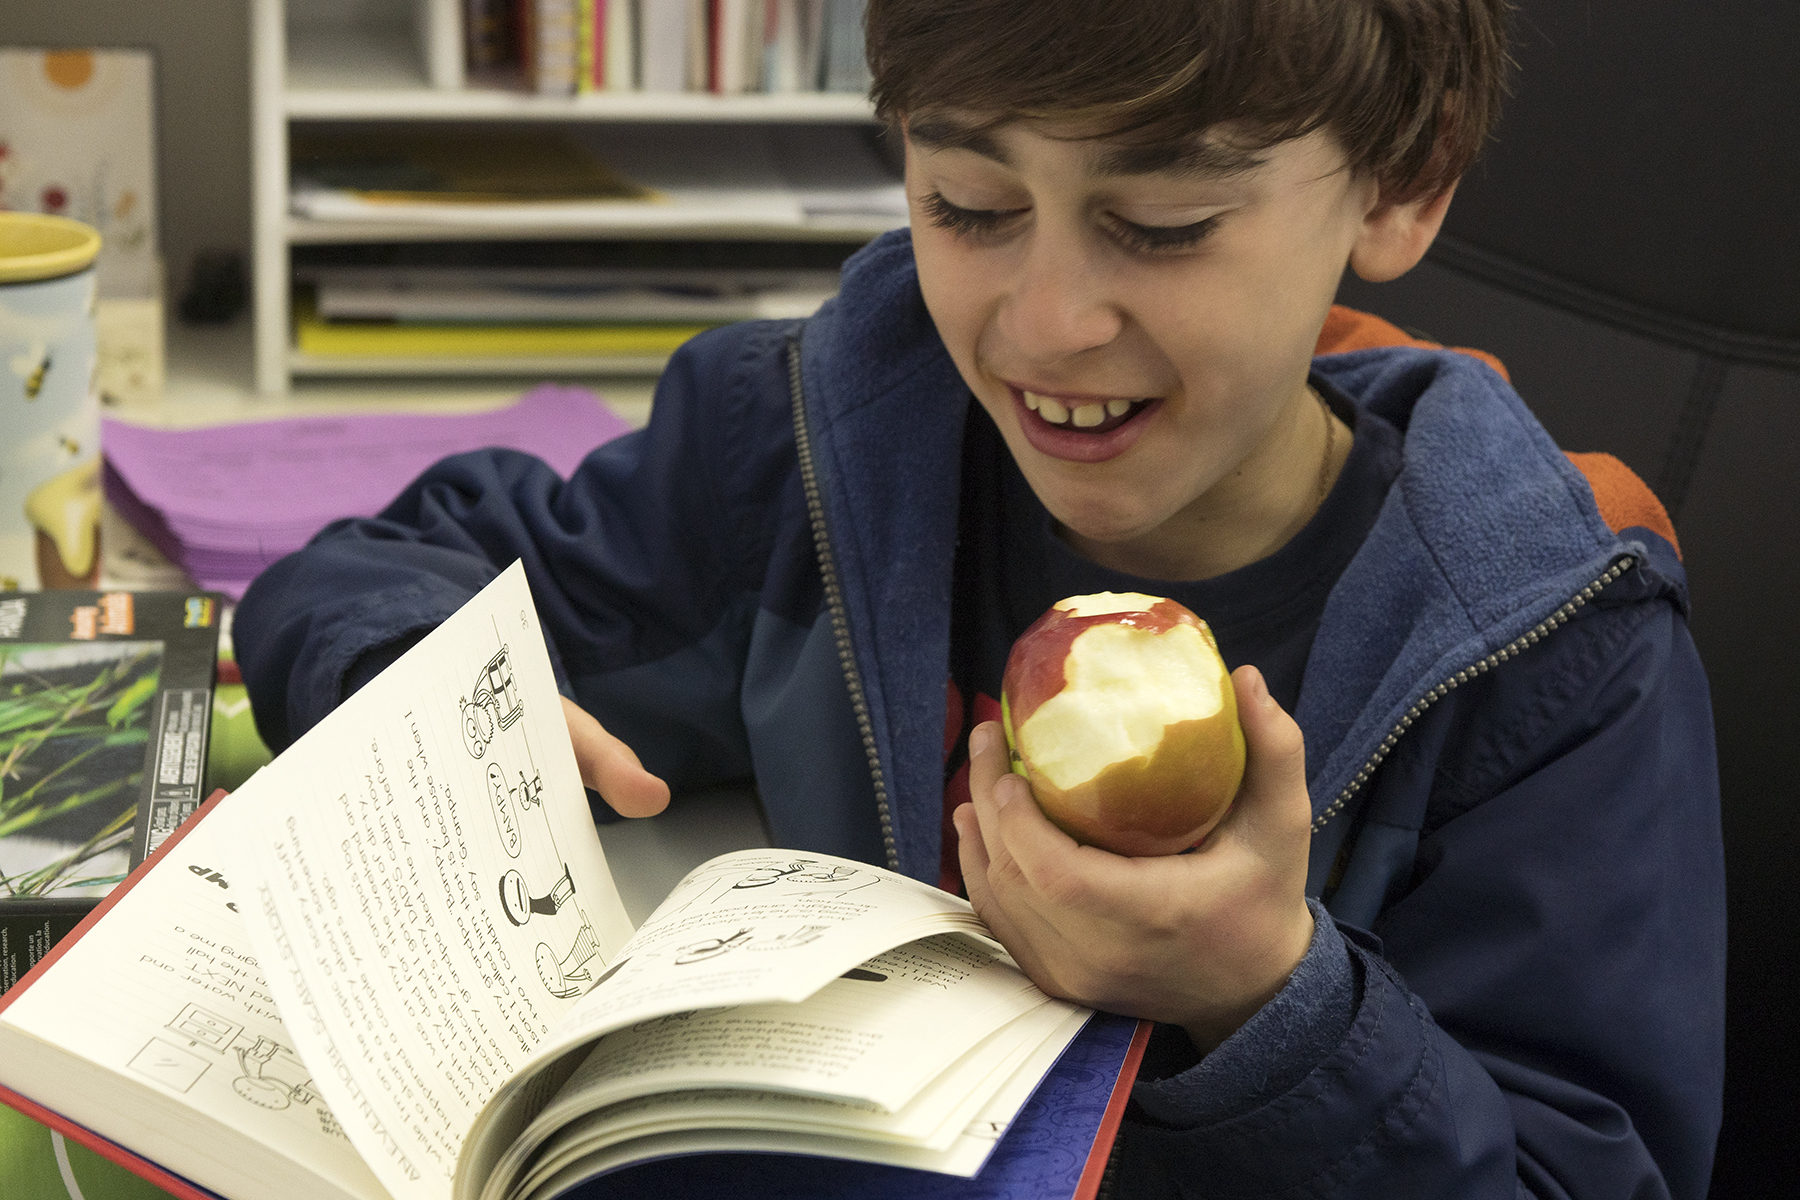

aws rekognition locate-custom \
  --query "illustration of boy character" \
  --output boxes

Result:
[235,1,1723,1195]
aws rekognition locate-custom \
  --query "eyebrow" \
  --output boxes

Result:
[904,116,1013,165]
[905,115,1266,180]
[1094,138,1267,179]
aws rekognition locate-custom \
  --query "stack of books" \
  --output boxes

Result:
[287,123,906,237]
[292,262,840,364]
[99,385,633,599]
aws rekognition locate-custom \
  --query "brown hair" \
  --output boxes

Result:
[866,0,1513,202]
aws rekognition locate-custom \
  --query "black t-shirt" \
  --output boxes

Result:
[937,379,1403,888]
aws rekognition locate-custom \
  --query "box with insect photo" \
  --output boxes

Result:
[0,589,220,994]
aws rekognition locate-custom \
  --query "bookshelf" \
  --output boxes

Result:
[250,0,895,394]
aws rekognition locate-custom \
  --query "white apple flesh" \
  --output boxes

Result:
[1001,592,1245,856]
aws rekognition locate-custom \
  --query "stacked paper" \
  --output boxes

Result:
[101,385,633,600]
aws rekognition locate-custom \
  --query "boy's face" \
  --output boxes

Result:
[904,116,1409,580]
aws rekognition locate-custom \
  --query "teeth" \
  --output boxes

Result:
[1023,390,1140,428]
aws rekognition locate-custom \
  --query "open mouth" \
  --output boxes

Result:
[1022,390,1152,436]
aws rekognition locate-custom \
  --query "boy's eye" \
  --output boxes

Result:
[1103,214,1220,254]
[920,191,1023,240]
[922,190,1220,255]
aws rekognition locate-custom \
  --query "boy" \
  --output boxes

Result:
[236,1,1724,1195]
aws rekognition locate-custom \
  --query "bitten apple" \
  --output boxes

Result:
[1000,592,1244,857]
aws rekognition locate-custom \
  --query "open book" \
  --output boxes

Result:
[0,564,1146,1200]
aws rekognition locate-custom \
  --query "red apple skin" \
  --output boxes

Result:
[1001,595,1245,857]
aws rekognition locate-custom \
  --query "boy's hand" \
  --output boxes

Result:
[955,665,1315,1053]
[562,696,671,818]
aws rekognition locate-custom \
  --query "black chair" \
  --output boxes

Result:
[1333,5,1799,1195]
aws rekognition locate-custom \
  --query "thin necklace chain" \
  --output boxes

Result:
[1311,386,1338,509]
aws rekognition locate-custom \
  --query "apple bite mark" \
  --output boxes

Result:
[1001,592,1246,857]
[1022,622,1226,788]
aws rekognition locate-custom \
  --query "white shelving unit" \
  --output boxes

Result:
[250,0,891,395]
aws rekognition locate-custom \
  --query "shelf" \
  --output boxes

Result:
[286,28,877,123]
[285,215,903,244]
[289,350,674,377]
[253,0,887,394]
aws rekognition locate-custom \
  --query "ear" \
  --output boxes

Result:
[1348,181,1458,283]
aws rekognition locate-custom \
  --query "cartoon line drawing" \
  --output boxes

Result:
[674,927,754,965]
[500,863,607,999]
[232,1035,320,1111]
[486,761,544,857]
[657,858,885,918]
[536,917,603,998]
[499,865,574,926]
[667,920,830,966]
[137,1003,322,1114]
[461,644,522,759]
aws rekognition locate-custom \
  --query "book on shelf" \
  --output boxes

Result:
[0,564,1149,1200]
[822,0,871,93]
[294,301,711,359]
[603,0,637,91]
[460,0,863,95]
[0,589,221,996]
[464,0,521,84]
[532,0,581,95]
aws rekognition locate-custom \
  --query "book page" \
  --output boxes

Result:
[239,563,634,1200]
[515,1007,1095,1200]
[456,850,994,1193]
[562,934,1047,1113]
[563,849,994,1032]
[504,1001,1087,1200]
[0,791,389,1200]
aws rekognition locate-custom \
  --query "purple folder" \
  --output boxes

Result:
[102,385,633,599]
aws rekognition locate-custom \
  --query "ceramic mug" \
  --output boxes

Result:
[0,212,102,590]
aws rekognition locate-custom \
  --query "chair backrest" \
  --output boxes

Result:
[1333,7,1800,1197]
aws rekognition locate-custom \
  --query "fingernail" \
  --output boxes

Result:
[992,774,1015,810]
[969,724,994,758]
[1251,666,1272,707]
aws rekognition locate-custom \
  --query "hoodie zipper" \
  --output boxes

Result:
[1312,553,1636,836]
[785,337,901,871]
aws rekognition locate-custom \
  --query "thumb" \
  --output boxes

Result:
[562,696,671,817]
[1215,665,1311,844]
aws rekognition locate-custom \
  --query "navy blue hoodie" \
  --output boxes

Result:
[237,230,1723,1198]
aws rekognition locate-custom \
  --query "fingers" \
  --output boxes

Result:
[964,722,1077,888]
[561,696,671,818]
[1217,665,1311,842]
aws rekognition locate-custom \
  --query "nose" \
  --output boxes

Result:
[993,222,1124,364]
